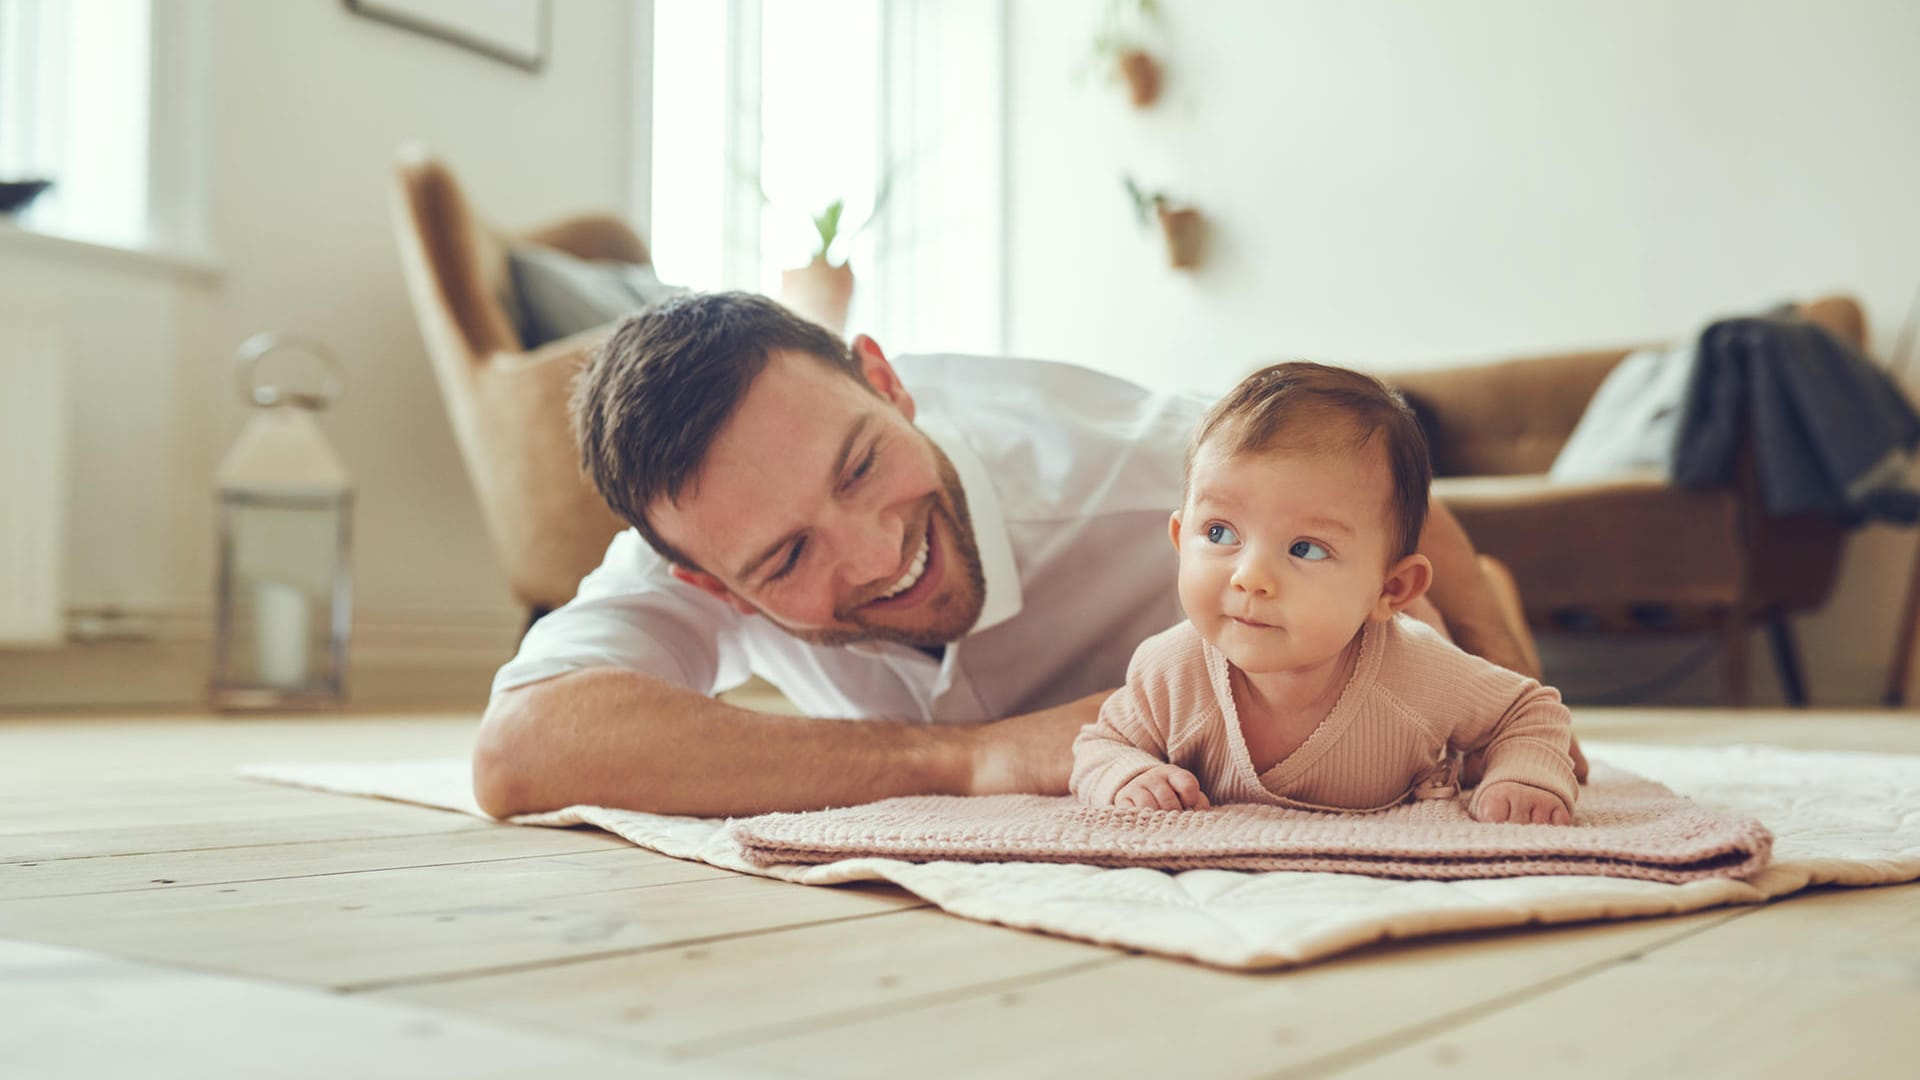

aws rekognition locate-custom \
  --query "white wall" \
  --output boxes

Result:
[0,0,646,706]
[1003,0,1920,704]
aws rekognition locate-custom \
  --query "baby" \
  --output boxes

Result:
[1071,362,1578,824]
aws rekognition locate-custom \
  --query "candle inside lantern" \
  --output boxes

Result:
[254,579,311,688]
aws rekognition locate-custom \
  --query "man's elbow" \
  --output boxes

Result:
[472,690,540,819]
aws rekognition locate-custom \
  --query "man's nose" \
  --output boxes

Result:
[835,505,907,586]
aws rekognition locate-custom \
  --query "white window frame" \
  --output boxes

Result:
[649,0,1005,354]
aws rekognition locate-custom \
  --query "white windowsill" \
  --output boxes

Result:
[0,219,222,286]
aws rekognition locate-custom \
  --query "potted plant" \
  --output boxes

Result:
[1124,175,1204,270]
[777,179,893,337]
[1086,0,1164,108]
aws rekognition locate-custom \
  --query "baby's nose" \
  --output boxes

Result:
[1231,560,1275,596]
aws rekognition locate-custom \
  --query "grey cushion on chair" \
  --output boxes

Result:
[506,245,687,349]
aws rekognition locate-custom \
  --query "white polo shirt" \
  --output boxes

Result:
[491,353,1209,724]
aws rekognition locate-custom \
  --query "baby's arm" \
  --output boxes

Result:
[1070,653,1197,807]
[1444,662,1579,823]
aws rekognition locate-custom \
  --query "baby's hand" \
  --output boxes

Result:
[1471,780,1571,825]
[1113,764,1211,811]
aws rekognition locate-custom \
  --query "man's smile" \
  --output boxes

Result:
[854,510,942,613]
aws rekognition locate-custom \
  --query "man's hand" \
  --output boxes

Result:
[1112,763,1211,811]
[1470,780,1572,825]
[968,689,1113,797]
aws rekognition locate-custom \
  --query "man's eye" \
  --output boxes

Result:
[1205,523,1239,545]
[1289,539,1330,561]
[843,447,877,490]
[767,538,807,582]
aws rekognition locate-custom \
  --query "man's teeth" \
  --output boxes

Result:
[876,531,931,600]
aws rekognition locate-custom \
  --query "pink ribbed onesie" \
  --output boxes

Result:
[1070,615,1578,813]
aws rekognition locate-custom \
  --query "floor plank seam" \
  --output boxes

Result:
[1,824,496,866]
[1259,907,1763,1079]
[348,903,938,994]
[0,844,670,902]
[665,954,1129,1062]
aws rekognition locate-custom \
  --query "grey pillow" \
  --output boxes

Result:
[506,245,687,349]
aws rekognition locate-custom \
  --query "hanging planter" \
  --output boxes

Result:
[1085,0,1164,109]
[1125,175,1206,271]
[1115,49,1162,108]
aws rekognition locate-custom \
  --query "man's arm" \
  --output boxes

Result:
[472,666,1106,818]
[1420,495,1590,782]
[1418,496,1536,679]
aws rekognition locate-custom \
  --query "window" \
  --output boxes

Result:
[0,0,154,248]
[650,0,1004,353]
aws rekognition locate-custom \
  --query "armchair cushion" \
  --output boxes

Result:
[1432,472,1744,615]
[507,245,687,349]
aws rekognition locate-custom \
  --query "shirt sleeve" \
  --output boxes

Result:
[1069,634,1181,806]
[489,530,748,698]
[1383,618,1578,814]
[1439,659,1578,813]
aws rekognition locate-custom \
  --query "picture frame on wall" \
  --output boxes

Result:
[344,0,549,73]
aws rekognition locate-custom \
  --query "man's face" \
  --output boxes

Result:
[650,344,987,648]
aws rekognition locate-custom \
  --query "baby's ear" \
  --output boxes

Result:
[1373,553,1432,621]
[1168,511,1185,553]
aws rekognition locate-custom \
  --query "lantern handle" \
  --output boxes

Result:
[233,332,346,410]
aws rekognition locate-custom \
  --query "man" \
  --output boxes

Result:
[475,292,1581,819]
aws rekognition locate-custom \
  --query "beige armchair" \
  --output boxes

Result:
[390,145,632,625]
[1388,297,1863,706]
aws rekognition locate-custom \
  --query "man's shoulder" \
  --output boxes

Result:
[903,353,1205,520]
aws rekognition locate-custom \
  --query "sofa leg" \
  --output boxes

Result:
[1721,615,1750,708]
[1768,618,1808,707]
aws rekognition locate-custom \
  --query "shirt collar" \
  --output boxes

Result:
[920,418,1021,635]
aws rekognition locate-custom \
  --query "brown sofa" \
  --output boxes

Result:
[1389,297,1863,706]
[390,145,630,625]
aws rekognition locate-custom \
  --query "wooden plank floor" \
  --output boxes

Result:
[3,707,1916,1078]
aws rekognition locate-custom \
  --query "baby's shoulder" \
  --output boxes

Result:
[1126,620,1208,681]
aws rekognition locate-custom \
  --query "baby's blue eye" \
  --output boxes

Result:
[1205,523,1240,545]
[1289,539,1330,561]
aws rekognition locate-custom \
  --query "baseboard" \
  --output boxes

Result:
[1539,631,1892,708]
[0,606,522,711]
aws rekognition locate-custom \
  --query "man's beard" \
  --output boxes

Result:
[774,440,987,650]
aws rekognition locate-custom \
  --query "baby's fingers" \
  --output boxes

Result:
[1472,789,1511,823]
[1167,770,1210,810]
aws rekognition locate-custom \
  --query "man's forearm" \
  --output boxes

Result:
[474,667,978,818]
[473,668,1108,819]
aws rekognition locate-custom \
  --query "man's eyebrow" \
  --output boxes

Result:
[734,416,875,583]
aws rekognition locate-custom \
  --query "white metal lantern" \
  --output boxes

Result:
[211,333,353,710]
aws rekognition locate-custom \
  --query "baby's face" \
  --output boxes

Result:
[1172,439,1400,676]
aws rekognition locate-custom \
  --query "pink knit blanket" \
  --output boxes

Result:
[730,764,1772,883]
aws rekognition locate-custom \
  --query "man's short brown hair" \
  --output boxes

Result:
[570,291,859,571]
[1187,361,1431,561]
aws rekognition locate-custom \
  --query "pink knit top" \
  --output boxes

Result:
[1070,615,1579,814]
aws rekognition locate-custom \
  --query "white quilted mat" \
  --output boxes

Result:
[241,742,1920,970]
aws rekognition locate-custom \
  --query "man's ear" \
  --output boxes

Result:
[1373,553,1433,621]
[669,565,760,617]
[1168,511,1184,554]
[850,334,914,421]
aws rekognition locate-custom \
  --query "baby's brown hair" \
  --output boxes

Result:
[1187,361,1432,560]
